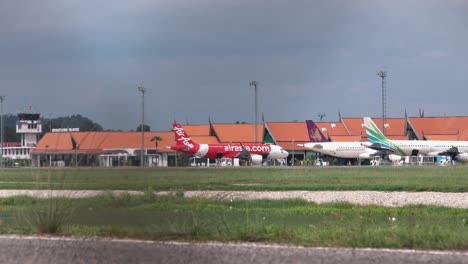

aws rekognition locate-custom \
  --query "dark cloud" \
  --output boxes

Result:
[0,0,467,131]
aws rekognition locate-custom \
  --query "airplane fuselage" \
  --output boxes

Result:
[379,140,468,160]
[172,143,289,161]
[302,142,379,159]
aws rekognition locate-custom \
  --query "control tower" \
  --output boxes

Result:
[16,113,42,148]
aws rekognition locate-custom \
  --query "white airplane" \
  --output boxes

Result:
[363,117,468,161]
[298,120,382,160]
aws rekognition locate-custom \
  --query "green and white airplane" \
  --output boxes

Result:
[363,117,468,161]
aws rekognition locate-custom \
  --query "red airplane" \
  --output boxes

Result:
[170,123,289,165]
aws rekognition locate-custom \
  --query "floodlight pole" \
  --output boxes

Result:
[0,96,4,168]
[377,71,387,136]
[249,81,258,144]
[138,86,146,167]
[292,139,295,166]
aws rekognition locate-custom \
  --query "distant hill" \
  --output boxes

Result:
[42,114,103,134]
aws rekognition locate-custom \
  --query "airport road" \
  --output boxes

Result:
[0,236,466,264]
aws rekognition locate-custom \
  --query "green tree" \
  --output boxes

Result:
[41,114,103,137]
[150,135,163,149]
[2,114,21,142]
[136,124,150,132]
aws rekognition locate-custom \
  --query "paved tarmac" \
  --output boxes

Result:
[0,236,466,264]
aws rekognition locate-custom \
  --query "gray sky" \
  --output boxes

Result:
[1,0,467,131]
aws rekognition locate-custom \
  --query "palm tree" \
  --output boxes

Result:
[151,135,163,150]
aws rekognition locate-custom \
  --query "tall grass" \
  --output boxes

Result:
[12,168,78,234]
[3,195,466,249]
[17,197,76,234]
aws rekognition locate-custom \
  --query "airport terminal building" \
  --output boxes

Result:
[27,115,468,167]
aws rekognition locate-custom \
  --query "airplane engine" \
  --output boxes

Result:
[250,154,263,165]
[456,153,468,161]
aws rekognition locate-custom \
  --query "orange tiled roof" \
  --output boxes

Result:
[408,117,468,140]
[266,122,309,142]
[459,129,468,141]
[329,135,362,142]
[343,117,406,137]
[189,136,220,144]
[316,122,349,136]
[35,132,74,152]
[211,124,263,143]
[423,134,459,141]
[266,121,350,142]
[386,135,410,140]
[267,121,354,143]
[276,141,309,151]
[33,131,219,154]
[183,125,210,136]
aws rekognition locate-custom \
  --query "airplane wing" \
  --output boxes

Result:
[359,143,386,157]
[234,147,252,160]
[364,143,390,151]
[362,142,401,155]
[234,145,270,164]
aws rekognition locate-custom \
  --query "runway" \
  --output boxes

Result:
[0,236,466,264]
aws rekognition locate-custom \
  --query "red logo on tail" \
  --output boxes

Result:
[173,123,194,148]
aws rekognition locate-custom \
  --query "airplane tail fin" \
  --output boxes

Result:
[363,117,404,154]
[172,123,197,150]
[306,120,328,142]
[363,117,388,144]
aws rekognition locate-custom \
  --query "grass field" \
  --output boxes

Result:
[0,166,466,249]
[0,166,467,192]
[0,194,466,250]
